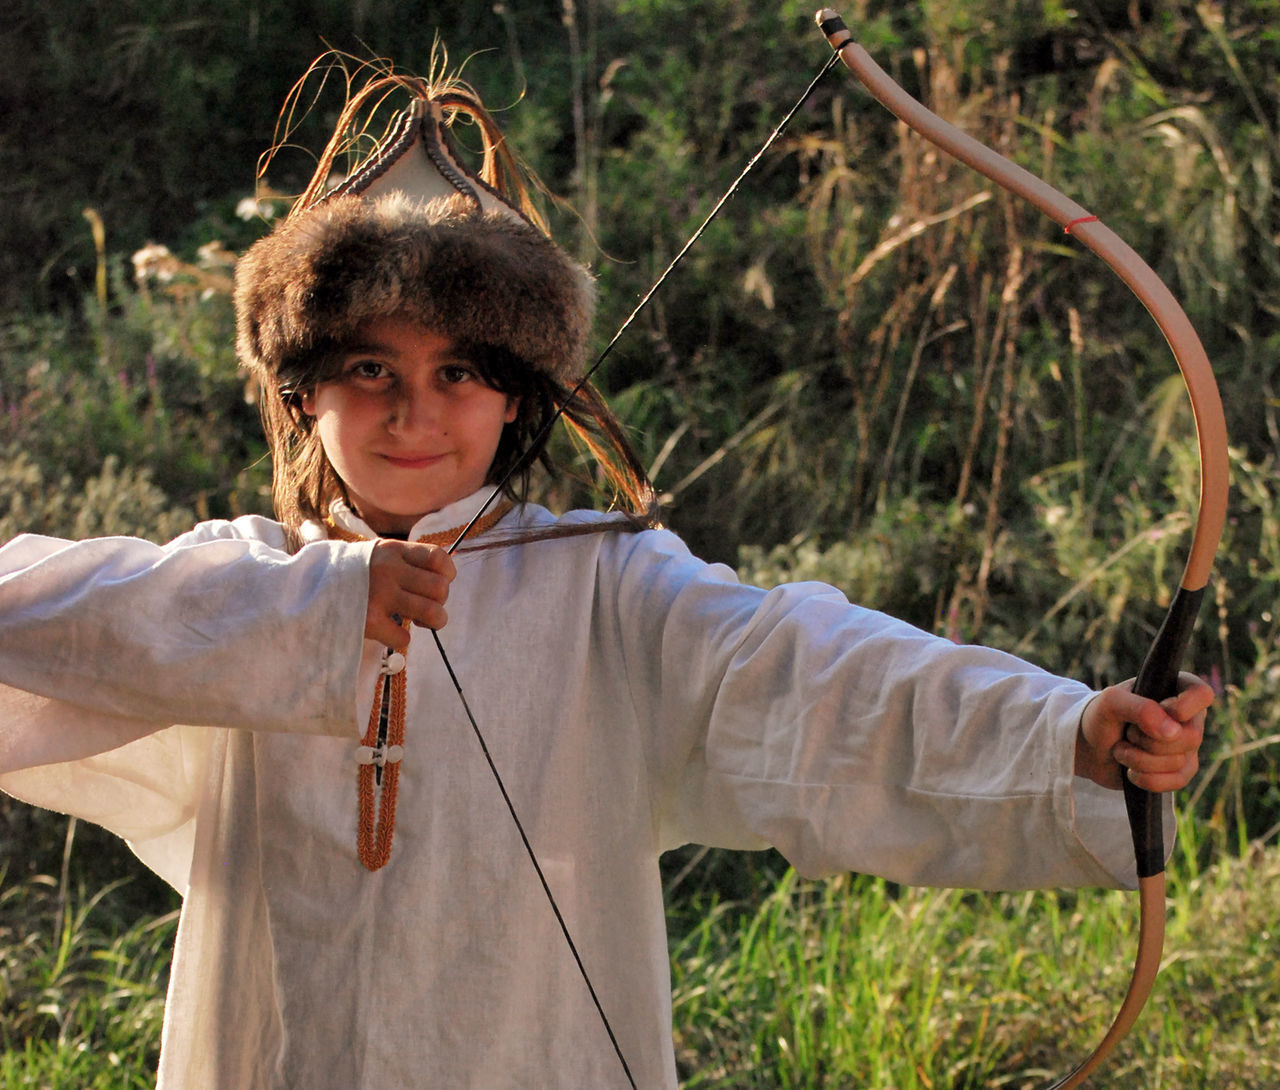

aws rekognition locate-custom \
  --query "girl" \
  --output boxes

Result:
[0,69,1209,1089]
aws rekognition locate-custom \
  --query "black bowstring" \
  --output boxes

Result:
[428,49,843,1087]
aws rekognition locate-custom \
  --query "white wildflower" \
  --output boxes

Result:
[236,196,276,222]
[132,243,178,283]
[197,240,236,268]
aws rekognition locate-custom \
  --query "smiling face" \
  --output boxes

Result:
[300,315,519,535]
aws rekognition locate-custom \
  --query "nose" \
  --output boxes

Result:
[387,381,439,435]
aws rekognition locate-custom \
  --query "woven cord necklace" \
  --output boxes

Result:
[328,502,512,870]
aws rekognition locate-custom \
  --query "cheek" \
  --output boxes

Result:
[310,395,367,469]
[311,416,345,474]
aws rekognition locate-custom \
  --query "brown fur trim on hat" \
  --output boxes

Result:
[235,192,595,385]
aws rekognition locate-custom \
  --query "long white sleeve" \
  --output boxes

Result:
[0,517,372,773]
[0,517,374,890]
[598,525,1139,891]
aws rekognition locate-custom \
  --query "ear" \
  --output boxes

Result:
[298,388,317,417]
[503,395,520,424]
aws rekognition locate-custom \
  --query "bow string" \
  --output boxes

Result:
[429,50,841,1090]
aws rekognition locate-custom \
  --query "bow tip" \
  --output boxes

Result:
[815,9,848,39]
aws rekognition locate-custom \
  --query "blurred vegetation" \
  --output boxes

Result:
[0,864,175,1088]
[1,0,1279,1079]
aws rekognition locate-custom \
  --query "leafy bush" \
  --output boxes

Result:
[0,452,193,544]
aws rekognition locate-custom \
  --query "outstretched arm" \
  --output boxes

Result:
[0,526,371,748]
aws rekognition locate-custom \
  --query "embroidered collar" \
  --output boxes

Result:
[323,493,514,546]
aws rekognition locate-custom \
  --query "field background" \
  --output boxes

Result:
[2,1,1278,1085]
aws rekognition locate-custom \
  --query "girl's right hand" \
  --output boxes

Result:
[364,539,457,650]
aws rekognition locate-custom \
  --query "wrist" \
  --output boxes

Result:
[1073,693,1111,787]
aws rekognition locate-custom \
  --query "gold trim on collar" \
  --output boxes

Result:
[326,501,513,546]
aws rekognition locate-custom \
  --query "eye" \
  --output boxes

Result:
[439,362,477,385]
[345,359,391,382]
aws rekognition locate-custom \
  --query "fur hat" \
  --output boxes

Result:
[235,191,596,385]
[235,83,595,386]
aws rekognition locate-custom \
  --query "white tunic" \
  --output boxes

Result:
[0,488,1145,1089]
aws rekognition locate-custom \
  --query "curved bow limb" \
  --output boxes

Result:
[815,8,1229,1087]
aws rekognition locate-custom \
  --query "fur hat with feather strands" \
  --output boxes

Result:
[234,64,596,390]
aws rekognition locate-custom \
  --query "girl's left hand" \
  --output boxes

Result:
[1075,672,1214,792]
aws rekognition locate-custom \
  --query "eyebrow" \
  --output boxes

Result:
[339,339,398,357]
[338,340,471,363]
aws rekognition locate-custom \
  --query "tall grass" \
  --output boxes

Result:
[671,820,1280,1088]
[2,822,1276,1087]
[0,866,175,1089]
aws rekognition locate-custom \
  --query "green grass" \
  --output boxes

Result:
[1,827,1277,1088]
[0,872,175,1089]
[670,821,1280,1088]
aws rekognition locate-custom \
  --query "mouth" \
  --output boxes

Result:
[380,452,446,469]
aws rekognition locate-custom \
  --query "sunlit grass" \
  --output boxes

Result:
[0,822,1277,1087]
[671,821,1280,1088]
[0,872,175,1089]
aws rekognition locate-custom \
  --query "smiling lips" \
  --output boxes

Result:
[380,452,447,469]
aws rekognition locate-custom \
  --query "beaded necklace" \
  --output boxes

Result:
[327,502,512,870]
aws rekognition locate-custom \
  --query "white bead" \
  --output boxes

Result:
[384,745,404,765]
[355,746,375,765]
[380,651,406,675]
